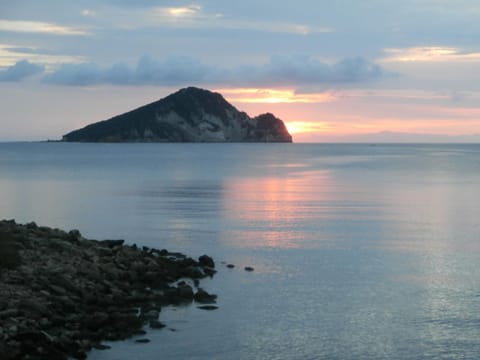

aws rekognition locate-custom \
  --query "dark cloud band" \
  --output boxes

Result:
[3,55,386,87]
[0,60,44,82]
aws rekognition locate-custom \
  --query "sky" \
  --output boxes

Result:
[1,1,480,142]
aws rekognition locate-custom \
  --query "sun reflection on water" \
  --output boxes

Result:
[220,170,337,249]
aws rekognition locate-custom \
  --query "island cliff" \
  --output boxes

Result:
[62,87,292,143]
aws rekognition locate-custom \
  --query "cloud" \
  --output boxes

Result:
[148,5,331,35]
[81,9,97,17]
[215,88,335,104]
[0,44,87,67]
[42,54,386,88]
[43,55,215,86]
[0,19,90,36]
[157,5,202,17]
[42,62,102,86]
[381,46,480,63]
[250,55,384,86]
[0,60,44,81]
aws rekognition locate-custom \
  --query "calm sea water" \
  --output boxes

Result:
[1,142,480,359]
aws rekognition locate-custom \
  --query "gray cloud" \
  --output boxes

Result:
[0,60,44,81]
[42,62,102,86]
[42,54,386,88]
[240,55,385,86]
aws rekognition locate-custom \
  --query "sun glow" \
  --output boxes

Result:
[217,88,335,104]
[285,121,332,135]
[162,5,202,17]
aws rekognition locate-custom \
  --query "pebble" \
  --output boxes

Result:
[135,338,150,344]
[149,320,166,329]
[197,305,219,311]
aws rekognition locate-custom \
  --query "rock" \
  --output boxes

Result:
[226,264,235,269]
[149,320,166,329]
[0,220,218,359]
[244,266,255,272]
[197,305,218,311]
[135,338,150,343]
[26,222,37,229]
[8,325,18,336]
[19,299,49,316]
[177,284,194,300]
[198,255,215,268]
[0,309,19,319]
[99,239,125,248]
[143,310,159,319]
[194,288,217,304]
[93,343,111,350]
[48,284,67,296]
[97,247,113,257]
[185,266,205,279]
[68,229,82,241]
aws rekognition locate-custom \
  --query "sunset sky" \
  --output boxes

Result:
[1,1,480,142]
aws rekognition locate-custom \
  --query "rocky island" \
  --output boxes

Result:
[0,220,218,359]
[62,87,292,143]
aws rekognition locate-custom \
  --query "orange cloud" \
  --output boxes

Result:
[217,88,335,104]
[285,121,332,135]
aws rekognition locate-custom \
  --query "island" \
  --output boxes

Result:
[62,87,293,143]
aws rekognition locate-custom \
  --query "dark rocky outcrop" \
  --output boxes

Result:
[62,87,292,143]
[0,220,217,360]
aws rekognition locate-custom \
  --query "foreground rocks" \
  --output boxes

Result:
[0,220,217,359]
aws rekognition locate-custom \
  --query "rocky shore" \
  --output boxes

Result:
[0,220,217,359]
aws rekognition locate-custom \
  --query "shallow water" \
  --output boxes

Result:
[1,142,480,359]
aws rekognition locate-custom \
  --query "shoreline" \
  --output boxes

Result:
[0,220,217,359]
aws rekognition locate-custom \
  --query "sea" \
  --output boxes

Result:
[1,142,480,360]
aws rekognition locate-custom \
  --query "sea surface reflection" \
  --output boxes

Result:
[1,143,480,359]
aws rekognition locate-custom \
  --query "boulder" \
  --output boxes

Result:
[194,288,217,304]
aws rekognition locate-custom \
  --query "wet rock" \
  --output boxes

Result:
[197,305,218,310]
[149,320,166,329]
[185,266,205,279]
[143,310,160,319]
[198,255,215,268]
[177,284,194,300]
[135,338,150,343]
[93,343,111,350]
[194,288,217,304]
[0,220,217,359]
